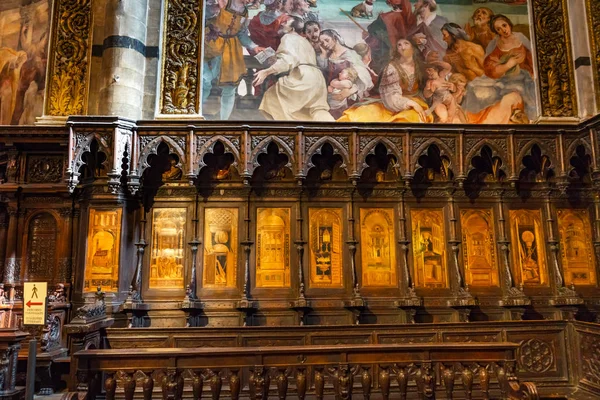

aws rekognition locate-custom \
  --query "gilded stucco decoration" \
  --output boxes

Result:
[160,0,201,114]
[531,0,577,118]
[46,0,92,116]
[586,0,600,106]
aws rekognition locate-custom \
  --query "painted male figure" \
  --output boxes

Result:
[203,0,264,120]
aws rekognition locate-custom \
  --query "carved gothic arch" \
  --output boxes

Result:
[357,137,403,177]
[69,132,112,179]
[515,139,559,175]
[137,136,186,178]
[194,135,241,176]
[465,140,509,178]
[304,137,350,176]
[249,136,295,176]
[412,138,455,172]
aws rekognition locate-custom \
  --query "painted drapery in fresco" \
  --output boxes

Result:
[202,0,536,123]
[0,0,50,125]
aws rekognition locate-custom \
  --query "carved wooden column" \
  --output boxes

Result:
[290,190,311,325]
[157,0,203,118]
[181,194,204,327]
[38,0,93,125]
[237,190,257,326]
[446,188,476,322]
[343,189,365,325]
[544,192,583,318]
[394,188,421,323]
[531,0,578,120]
[0,212,8,284]
[496,190,529,320]
[4,208,20,286]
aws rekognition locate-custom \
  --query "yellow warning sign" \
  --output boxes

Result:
[23,282,47,326]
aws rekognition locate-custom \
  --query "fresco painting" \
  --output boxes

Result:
[0,0,50,125]
[202,0,535,123]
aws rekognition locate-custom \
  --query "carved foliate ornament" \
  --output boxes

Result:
[46,0,93,116]
[160,0,202,114]
[531,0,577,118]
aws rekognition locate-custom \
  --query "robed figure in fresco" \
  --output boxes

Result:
[203,0,264,120]
[253,17,334,121]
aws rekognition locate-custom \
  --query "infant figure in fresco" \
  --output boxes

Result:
[328,67,359,117]
[423,61,457,123]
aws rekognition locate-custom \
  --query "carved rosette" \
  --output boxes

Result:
[586,0,600,107]
[46,0,93,116]
[160,0,202,114]
[531,0,577,118]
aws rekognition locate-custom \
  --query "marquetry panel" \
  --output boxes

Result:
[308,208,343,288]
[460,209,499,287]
[256,208,291,288]
[557,209,597,286]
[203,208,238,288]
[84,209,121,292]
[360,208,396,288]
[509,209,549,287]
[149,208,186,289]
[411,209,448,289]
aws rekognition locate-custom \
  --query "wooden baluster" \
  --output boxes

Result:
[209,370,222,400]
[478,365,490,400]
[415,363,434,400]
[361,366,372,400]
[495,363,507,399]
[395,366,408,400]
[161,369,184,400]
[275,367,288,400]
[332,364,354,400]
[249,365,270,400]
[295,368,307,400]
[314,367,325,400]
[441,364,454,400]
[192,371,204,400]
[461,365,474,400]
[123,372,136,400]
[104,372,116,400]
[378,366,390,400]
[229,369,240,400]
[142,374,154,400]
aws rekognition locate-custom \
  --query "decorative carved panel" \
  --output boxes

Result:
[26,155,63,183]
[360,208,396,287]
[84,209,122,292]
[580,331,600,389]
[149,208,186,289]
[586,0,600,107]
[557,209,596,286]
[159,0,202,114]
[46,0,93,116]
[256,208,290,288]
[531,0,577,118]
[308,208,343,288]
[460,209,499,287]
[203,208,238,288]
[25,213,58,281]
[518,338,554,374]
[509,210,548,287]
[411,209,448,289]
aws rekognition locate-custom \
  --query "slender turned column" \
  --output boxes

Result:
[97,0,148,119]
[0,212,8,283]
[4,208,19,284]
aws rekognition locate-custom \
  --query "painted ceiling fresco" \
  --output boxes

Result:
[202,0,536,123]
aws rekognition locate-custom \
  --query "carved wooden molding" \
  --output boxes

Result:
[45,0,93,117]
[531,0,578,118]
[159,0,202,115]
[586,0,600,109]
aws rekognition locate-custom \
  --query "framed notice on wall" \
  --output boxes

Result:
[23,282,48,326]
